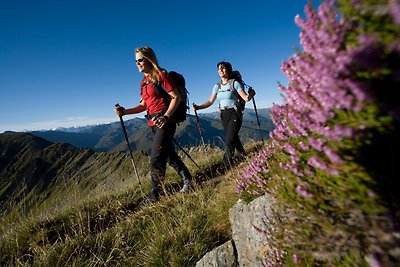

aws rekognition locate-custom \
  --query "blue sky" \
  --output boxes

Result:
[0,0,307,132]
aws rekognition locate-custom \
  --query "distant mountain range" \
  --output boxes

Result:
[21,108,274,154]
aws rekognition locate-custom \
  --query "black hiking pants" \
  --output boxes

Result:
[220,108,245,167]
[149,123,191,201]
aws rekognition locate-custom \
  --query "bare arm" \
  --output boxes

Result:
[115,101,146,117]
[238,89,255,102]
[237,81,256,102]
[193,93,217,111]
[152,88,180,128]
[163,88,180,118]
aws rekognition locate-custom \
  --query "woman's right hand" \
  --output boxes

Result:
[192,103,199,111]
[115,105,125,117]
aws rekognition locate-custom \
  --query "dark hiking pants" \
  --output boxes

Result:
[220,108,245,166]
[149,123,191,201]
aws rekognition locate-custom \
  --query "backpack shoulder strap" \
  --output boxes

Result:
[152,82,170,99]
[228,79,240,99]
[217,79,236,93]
[228,79,236,91]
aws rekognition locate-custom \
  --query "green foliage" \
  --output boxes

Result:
[339,0,400,44]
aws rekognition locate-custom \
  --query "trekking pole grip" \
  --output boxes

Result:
[115,103,125,117]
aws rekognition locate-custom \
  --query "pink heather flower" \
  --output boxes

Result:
[389,0,400,25]
[307,155,329,171]
[296,185,313,198]
[298,141,309,150]
[289,164,304,177]
[293,253,300,264]
[308,136,324,151]
[326,167,340,176]
[365,254,383,267]
[332,124,354,139]
[279,162,288,170]
[323,146,343,164]
[284,143,297,155]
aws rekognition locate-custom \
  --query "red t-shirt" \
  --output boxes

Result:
[140,71,175,126]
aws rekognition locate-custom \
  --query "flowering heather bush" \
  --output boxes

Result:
[238,0,354,198]
[237,0,400,264]
[238,0,399,202]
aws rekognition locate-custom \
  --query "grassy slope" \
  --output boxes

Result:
[0,143,260,266]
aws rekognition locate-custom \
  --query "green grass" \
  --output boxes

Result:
[0,144,252,266]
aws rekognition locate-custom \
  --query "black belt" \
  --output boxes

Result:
[145,111,166,120]
[219,105,236,111]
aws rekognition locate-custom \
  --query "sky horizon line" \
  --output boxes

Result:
[0,106,273,133]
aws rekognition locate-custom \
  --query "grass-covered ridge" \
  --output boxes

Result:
[0,143,261,266]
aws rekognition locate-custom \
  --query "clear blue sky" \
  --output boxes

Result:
[0,0,307,132]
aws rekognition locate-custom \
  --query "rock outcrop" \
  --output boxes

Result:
[196,194,276,266]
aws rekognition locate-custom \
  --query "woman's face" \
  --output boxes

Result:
[135,52,152,74]
[217,64,228,78]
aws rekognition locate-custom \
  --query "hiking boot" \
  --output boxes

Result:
[215,165,227,175]
[179,179,191,193]
[179,170,192,193]
[146,191,159,204]
[237,152,247,161]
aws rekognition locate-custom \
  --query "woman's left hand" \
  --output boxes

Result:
[248,88,256,100]
[154,115,168,128]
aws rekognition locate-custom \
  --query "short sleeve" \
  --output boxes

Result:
[159,71,175,93]
[212,83,219,94]
[233,80,244,92]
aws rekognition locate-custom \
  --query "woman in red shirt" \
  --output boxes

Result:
[115,46,192,202]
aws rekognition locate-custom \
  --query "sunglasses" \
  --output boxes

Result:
[135,58,146,63]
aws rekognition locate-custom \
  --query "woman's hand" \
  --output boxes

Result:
[192,103,200,111]
[248,88,256,100]
[115,105,125,117]
[153,115,168,128]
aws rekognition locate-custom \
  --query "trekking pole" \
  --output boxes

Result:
[193,103,205,146]
[115,104,144,196]
[171,134,201,169]
[248,87,264,144]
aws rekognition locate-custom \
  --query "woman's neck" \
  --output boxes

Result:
[221,77,229,84]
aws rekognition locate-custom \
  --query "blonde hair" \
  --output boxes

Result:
[135,46,163,83]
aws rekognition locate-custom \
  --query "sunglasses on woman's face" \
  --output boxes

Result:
[135,58,146,63]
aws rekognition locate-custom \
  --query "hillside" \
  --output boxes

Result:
[0,133,149,219]
[0,131,257,266]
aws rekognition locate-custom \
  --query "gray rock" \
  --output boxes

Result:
[195,240,237,267]
[229,194,276,267]
[195,194,279,267]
